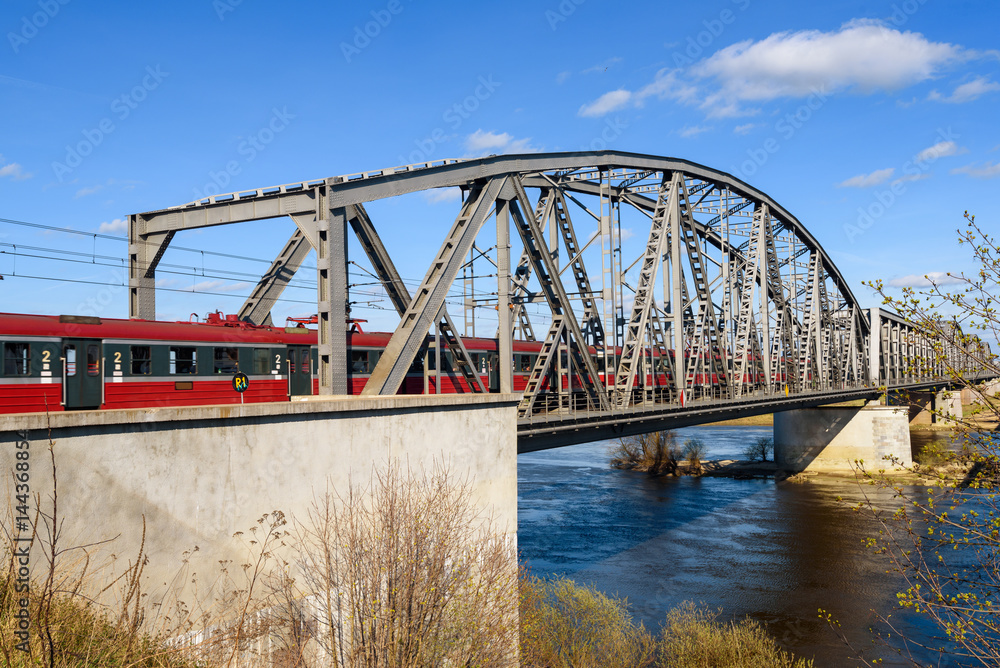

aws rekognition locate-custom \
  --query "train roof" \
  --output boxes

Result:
[0,312,317,344]
[0,312,522,351]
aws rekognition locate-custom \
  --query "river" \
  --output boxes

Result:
[517,425,960,667]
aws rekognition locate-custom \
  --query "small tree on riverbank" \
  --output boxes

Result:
[743,436,773,462]
[610,431,681,475]
[848,212,1000,664]
[683,439,706,474]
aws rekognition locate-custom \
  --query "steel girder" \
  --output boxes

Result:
[125,150,989,414]
[507,176,611,413]
[348,204,486,394]
[362,178,504,396]
[615,174,673,407]
[238,227,311,326]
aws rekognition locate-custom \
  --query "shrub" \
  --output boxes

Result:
[520,577,813,667]
[520,575,655,667]
[743,436,773,462]
[610,431,680,475]
[683,438,707,473]
[295,463,519,667]
[659,602,813,667]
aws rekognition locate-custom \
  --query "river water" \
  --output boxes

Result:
[517,426,958,667]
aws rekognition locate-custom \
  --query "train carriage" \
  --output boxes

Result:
[0,310,703,415]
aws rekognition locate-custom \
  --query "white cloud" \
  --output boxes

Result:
[578,89,632,117]
[891,173,930,186]
[915,140,965,162]
[679,125,711,138]
[465,129,511,152]
[184,280,252,293]
[928,76,1000,103]
[98,218,128,235]
[582,57,623,74]
[694,21,966,106]
[577,21,973,121]
[577,69,698,118]
[76,184,104,198]
[463,130,539,157]
[0,157,31,181]
[556,71,571,85]
[888,272,965,288]
[952,161,1000,178]
[837,167,895,188]
[619,227,635,242]
[423,188,461,204]
[733,123,760,135]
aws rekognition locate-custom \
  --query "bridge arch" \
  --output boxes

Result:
[130,151,932,411]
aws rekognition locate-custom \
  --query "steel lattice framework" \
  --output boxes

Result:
[127,151,988,439]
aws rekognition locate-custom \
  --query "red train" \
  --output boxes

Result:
[0,311,700,415]
[0,310,777,415]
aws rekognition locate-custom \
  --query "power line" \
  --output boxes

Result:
[0,216,321,271]
[0,273,317,305]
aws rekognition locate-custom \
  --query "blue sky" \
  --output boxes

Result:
[1,0,998,333]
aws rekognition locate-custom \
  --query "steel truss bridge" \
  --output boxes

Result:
[127,151,991,451]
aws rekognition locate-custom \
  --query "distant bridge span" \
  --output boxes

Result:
[128,151,992,451]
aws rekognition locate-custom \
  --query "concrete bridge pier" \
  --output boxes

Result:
[774,403,912,473]
[934,388,963,422]
[886,388,964,424]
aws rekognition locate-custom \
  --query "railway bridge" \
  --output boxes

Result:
[2,150,994,619]
[127,150,993,452]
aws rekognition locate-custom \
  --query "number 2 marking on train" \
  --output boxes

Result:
[42,350,50,363]
[114,352,122,364]
[275,354,281,368]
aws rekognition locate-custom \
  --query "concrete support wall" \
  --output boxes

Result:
[887,389,934,424]
[774,404,912,472]
[0,395,519,606]
[934,388,964,423]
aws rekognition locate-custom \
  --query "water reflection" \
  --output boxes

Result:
[517,425,945,667]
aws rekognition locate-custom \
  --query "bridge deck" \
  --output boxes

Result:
[517,377,989,452]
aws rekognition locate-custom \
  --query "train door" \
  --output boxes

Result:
[487,352,500,393]
[62,338,102,409]
[287,345,313,396]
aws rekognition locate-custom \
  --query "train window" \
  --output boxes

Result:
[3,342,30,376]
[300,349,311,374]
[130,346,151,375]
[253,348,270,375]
[213,347,239,374]
[408,351,425,375]
[65,345,76,376]
[351,351,368,373]
[86,345,100,376]
[169,347,197,374]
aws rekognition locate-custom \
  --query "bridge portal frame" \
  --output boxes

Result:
[126,150,972,413]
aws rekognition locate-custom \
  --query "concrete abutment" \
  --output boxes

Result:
[1,394,520,617]
[774,403,912,472]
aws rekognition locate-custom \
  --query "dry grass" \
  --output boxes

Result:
[520,577,813,667]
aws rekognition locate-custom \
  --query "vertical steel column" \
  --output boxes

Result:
[670,178,685,398]
[129,216,173,320]
[317,204,349,395]
[128,214,153,319]
[869,308,881,384]
[757,208,772,394]
[496,196,513,394]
